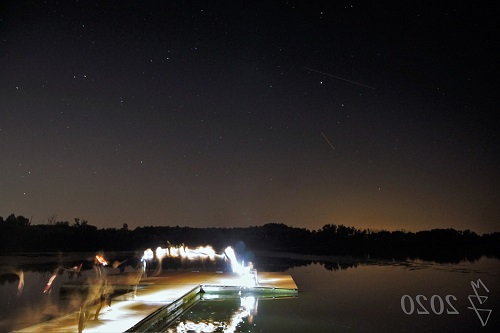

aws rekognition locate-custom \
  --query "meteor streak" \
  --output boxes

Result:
[321,132,335,151]
[304,66,376,90]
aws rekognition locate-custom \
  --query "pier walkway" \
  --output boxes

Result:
[15,271,297,333]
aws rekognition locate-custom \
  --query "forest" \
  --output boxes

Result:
[1,214,499,264]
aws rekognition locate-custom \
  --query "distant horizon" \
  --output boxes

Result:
[3,212,498,235]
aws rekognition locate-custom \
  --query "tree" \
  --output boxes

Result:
[5,214,30,227]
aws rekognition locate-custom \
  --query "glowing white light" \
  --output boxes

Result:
[224,247,258,287]
[224,247,244,275]
[240,296,256,311]
[154,245,220,261]
[143,245,257,285]
[156,246,168,261]
[141,248,154,272]
[171,296,258,333]
[142,248,154,261]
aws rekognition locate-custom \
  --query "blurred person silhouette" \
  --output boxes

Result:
[78,254,114,333]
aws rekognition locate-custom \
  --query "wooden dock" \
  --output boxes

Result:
[15,271,297,333]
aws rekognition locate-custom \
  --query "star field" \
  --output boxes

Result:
[0,1,498,233]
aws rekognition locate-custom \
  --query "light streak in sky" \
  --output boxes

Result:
[304,66,376,90]
[321,132,335,151]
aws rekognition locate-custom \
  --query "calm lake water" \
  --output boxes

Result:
[1,252,499,332]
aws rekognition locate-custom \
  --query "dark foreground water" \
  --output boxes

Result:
[1,253,499,332]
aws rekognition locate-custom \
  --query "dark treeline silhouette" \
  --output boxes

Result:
[1,214,499,263]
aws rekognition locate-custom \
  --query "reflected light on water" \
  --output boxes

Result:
[3,253,499,332]
[169,296,259,333]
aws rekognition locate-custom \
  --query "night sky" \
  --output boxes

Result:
[1,1,498,233]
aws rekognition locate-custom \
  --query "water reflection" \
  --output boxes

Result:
[1,253,499,332]
[168,295,268,333]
